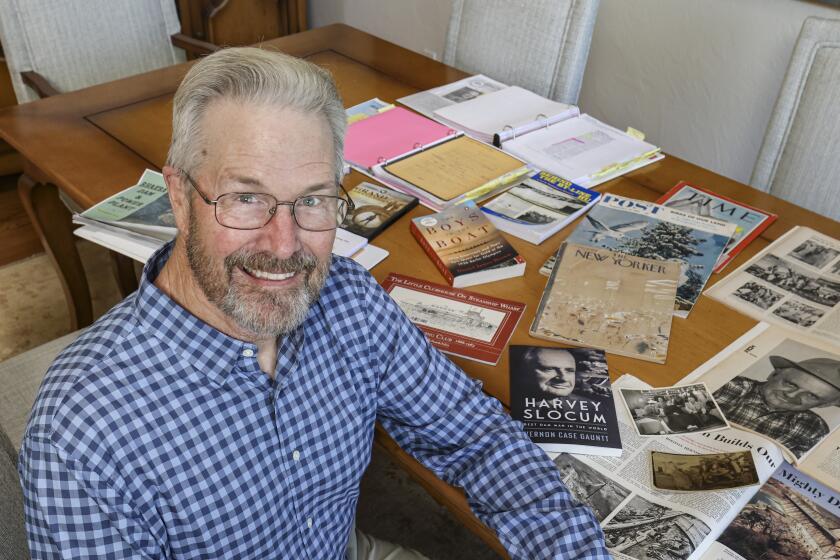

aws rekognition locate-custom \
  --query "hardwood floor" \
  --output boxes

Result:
[0,173,42,267]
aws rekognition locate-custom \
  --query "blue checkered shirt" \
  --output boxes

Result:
[20,242,608,559]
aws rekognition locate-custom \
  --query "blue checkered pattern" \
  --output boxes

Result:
[19,242,609,559]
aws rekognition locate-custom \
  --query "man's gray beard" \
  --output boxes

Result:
[186,214,330,338]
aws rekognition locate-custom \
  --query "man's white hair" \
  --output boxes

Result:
[166,47,346,183]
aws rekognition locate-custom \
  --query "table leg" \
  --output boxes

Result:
[17,174,93,330]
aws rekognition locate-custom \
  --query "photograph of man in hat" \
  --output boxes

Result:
[713,349,840,459]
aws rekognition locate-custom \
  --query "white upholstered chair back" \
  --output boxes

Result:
[0,0,185,103]
[443,0,599,105]
[751,17,840,221]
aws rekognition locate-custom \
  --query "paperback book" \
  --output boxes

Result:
[381,273,525,365]
[560,193,736,317]
[341,181,418,240]
[509,345,622,456]
[410,201,526,288]
[657,181,777,272]
[480,171,600,245]
[530,242,680,363]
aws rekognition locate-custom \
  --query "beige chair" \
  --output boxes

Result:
[443,0,600,105]
[0,0,217,103]
[0,330,82,560]
[751,17,840,221]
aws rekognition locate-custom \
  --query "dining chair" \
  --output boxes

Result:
[751,17,840,221]
[0,0,217,103]
[0,329,82,560]
[443,0,600,105]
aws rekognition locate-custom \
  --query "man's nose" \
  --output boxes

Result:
[258,204,301,258]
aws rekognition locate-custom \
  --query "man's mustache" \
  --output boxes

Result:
[225,250,318,276]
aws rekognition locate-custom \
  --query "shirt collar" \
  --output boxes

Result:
[133,241,259,387]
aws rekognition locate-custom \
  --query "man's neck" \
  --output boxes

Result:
[155,243,280,377]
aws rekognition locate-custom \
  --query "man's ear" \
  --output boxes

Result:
[163,166,191,234]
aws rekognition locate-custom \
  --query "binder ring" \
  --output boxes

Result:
[413,142,422,149]
[502,124,516,140]
[537,113,549,129]
[377,156,386,164]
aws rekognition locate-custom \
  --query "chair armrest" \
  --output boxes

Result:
[20,71,59,98]
[170,33,222,56]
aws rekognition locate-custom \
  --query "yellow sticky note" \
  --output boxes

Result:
[626,127,646,141]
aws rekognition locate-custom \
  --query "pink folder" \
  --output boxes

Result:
[344,107,456,169]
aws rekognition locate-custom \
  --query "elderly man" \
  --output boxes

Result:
[19,48,609,559]
[714,354,840,459]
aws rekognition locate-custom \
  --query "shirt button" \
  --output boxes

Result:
[306,517,313,528]
[242,348,254,357]
[292,450,301,461]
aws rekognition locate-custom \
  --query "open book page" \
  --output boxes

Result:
[705,226,840,344]
[432,85,577,141]
[701,462,840,560]
[379,135,527,202]
[551,374,784,560]
[689,322,840,466]
[397,74,507,119]
[502,114,660,185]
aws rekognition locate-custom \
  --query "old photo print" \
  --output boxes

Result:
[651,451,759,492]
[620,383,729,436]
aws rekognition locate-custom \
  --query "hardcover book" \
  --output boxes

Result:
[481,171,601,245]
[341,181,418,240]
[410,201,526,288]
[657,181,778,272]
[381,273,525,365]
[530,242,680,363]
[509,345,622,456]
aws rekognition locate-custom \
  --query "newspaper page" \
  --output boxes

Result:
[563,194,736,318]
[690,321,840,465]
[705,226,840,343]
[397,74,507,119]
[550,374,784,560]
[701,462,840,560]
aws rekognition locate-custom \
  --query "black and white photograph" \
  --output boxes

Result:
[832,259,840,275]
[387,286,505,342]
[553,454,630,521]
[712,338,840,459]
[789,238,840,269]
[772,300,825,328]
[651,451,759,492]
[733,281,784,310]
[620,384,729,436]
[745,254,840,308]
[603,495,711,560]
[442,86,482,103]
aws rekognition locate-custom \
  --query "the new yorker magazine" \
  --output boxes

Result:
[562,194,735,318]
[530,242,680,363]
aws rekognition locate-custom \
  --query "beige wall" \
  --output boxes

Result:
[309,0,840,184]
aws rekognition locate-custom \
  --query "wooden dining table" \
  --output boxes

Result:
[2,23,839,558]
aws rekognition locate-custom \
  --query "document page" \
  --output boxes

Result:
[381,136,526,201]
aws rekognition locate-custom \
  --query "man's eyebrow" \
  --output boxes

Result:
[221,176,336,194]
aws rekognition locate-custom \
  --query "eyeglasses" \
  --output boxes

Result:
[182,170,354,231]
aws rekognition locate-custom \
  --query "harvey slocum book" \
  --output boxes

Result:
[509,345,622,456]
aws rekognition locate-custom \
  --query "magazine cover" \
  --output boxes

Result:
[509,346,621,456]
[705,226,840,344]
[564,193,736,317]
[341,181,418,240]
[481,171,600,244]
[381,273,525,365]
[657,181,777,273]
[530,242,680,363]
[704,463,840,560]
